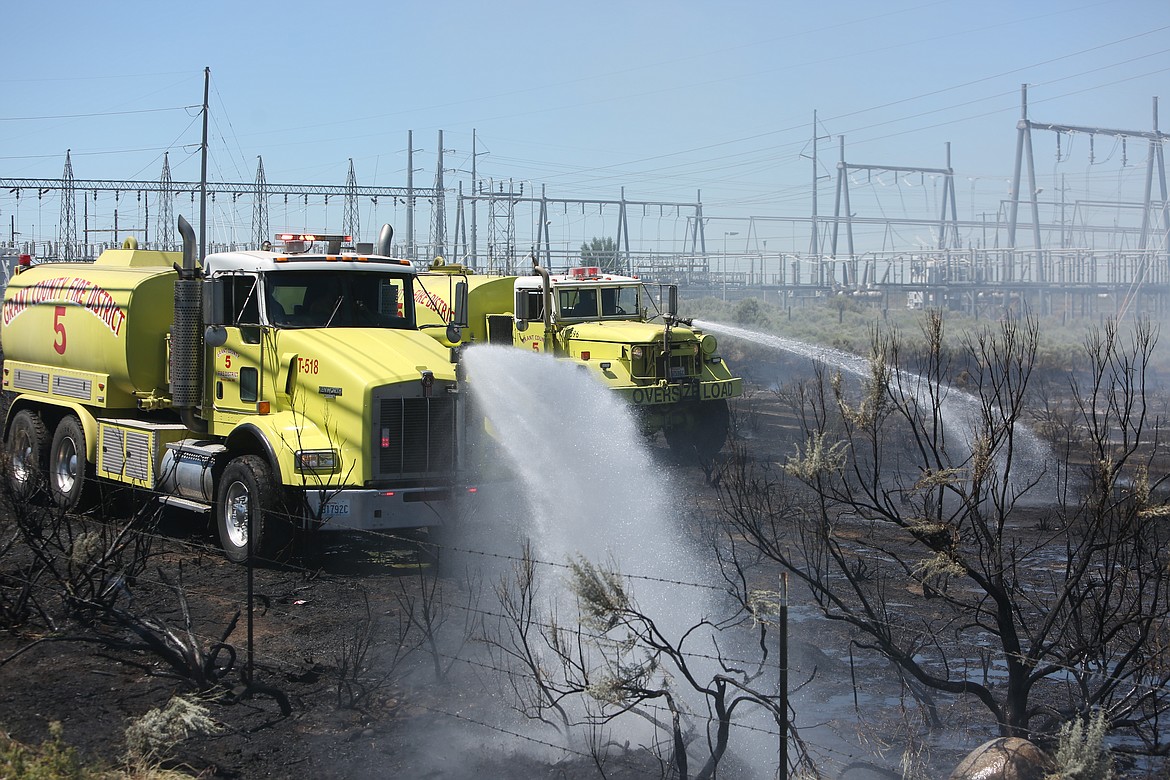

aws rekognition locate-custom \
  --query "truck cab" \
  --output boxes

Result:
[2,223,468,563]
[418,262,742,460]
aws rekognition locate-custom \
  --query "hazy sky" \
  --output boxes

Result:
[3,0,1168,255]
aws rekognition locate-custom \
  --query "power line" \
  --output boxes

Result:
[0,105,196,122]
[0,175,438,199]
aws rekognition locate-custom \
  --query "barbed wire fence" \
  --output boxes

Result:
[3,461,1168,779]
[0,472,983,779]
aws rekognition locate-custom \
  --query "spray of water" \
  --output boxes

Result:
[412,343,917,777]
[696,319,1052,486]
[461,345,697,581]
[456,346,758,760]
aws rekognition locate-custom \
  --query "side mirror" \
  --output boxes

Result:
[453,281,469,327]
[203,277,225,325]
[204,324,228,348]
[515,290,532,321]
[666,285,679,318]
[445,323,463,344]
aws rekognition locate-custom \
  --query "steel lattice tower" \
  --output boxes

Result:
[158,153,174,250]
[342,159,359,243]
[253,156,269,249]
[59,149,77,259]
[429,130,447,259]
[486,178,519,274]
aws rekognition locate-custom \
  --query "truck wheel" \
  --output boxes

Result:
[665,399,730,462]
[6,410,49,500]
[216,455,292,564]
[49,416,91,512]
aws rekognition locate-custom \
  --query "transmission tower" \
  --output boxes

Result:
[429,130,447,259]
[485,178,519,274]
[831,137,959,257]
[342,158,359,243]
[158,153,174,250]
[60,150,77,259]
[1008,85,1169,254]
[253,156,269,249]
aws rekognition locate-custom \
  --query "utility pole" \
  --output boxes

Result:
[810,110,819,256]
[199,66,209,261]
[431,130,447,259]
[471,129,479,265]
[805,111,831,257]
[407,131,414,261]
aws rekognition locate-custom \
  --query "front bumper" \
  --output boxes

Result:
[616,376,743,407]
[304,485,466,531]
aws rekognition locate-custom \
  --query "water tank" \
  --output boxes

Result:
[1,248,179,408]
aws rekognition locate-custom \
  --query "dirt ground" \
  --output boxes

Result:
[0,377,838,778]
[1,360,1141,779]
[0,384,974,780]
[0,508,644,779]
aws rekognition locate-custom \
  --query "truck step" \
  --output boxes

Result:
[158,495,212,514]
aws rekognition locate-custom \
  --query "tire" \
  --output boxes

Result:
[49,416,91,512]
[216,455,292,564]
[665,399,730,462]
[6,410,49,500]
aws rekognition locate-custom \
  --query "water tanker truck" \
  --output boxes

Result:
[416,259,741,460]
[2,218,469,562]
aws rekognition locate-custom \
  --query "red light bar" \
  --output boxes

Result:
[276,233,352,243]
[272,255,412,266]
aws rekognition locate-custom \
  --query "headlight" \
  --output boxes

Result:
[296,449,338,472]
[631,345,644,359]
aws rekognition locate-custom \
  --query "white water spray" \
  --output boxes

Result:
[697,319,1052,479]
[457,345,793,775]
[461,344,709,610]
[450,343,925,777]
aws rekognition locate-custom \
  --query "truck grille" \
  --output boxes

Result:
[376,396,457,477]
[632,343,699,381]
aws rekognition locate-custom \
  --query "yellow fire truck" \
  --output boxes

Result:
[2,218,469,562]
[417,259,741,459]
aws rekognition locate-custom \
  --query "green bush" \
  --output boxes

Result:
[1046,710,1114,780]
[0,722,95,780]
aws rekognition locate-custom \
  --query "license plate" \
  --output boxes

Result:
[320,500,350,517]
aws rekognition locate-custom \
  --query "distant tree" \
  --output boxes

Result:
[731,297,768,327]
[717,312,1170,762]
[580,237,622,274]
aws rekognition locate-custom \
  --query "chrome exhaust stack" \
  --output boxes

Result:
[170,215,208,434]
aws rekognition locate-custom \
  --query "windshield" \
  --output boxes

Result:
[264,270,415,328]
[556,284,640,320]
[601,285,639,316]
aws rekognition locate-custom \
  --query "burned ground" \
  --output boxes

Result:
[1,371,1165,779]
[0,387,874,780]
[0,388,979,780]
